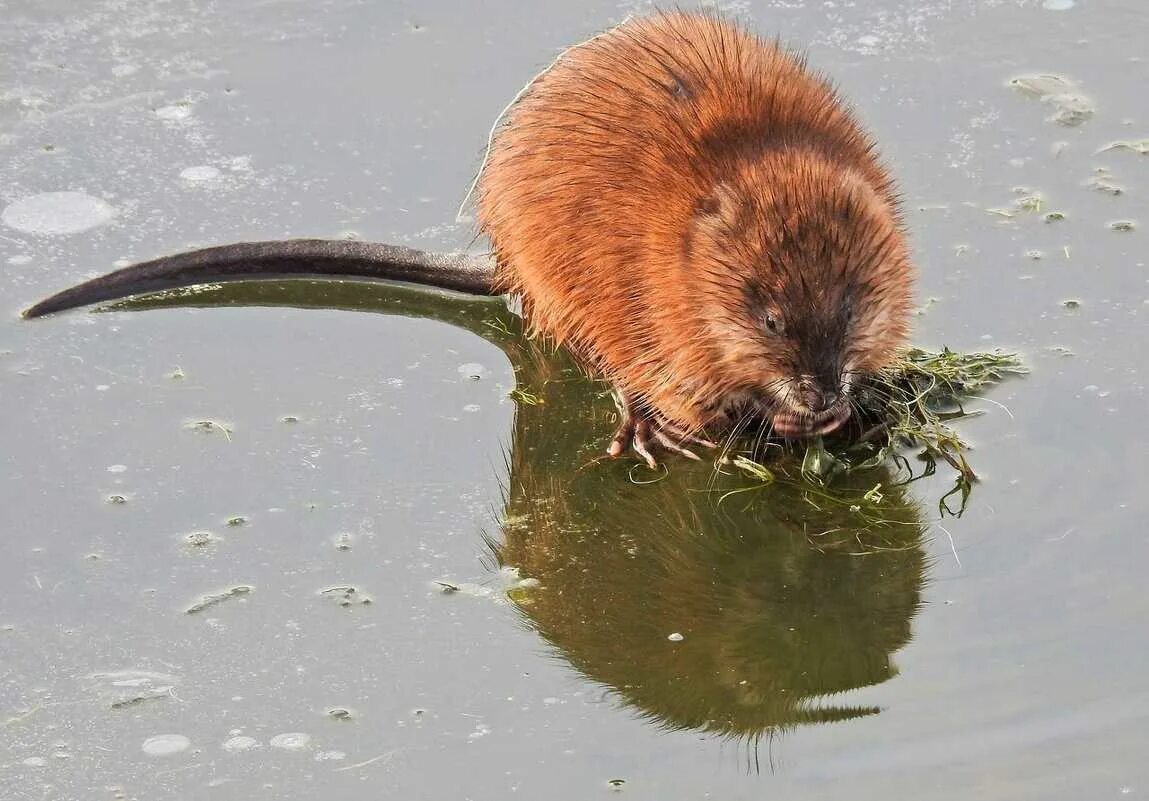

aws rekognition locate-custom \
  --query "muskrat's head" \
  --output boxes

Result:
[688,159,914,438]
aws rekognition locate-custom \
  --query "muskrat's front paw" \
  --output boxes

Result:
[607,411,716,468]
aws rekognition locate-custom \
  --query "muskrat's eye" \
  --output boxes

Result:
[764,313,783,335]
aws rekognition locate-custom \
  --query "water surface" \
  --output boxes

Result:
[2,1,1147,798]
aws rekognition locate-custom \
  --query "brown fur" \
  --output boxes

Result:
[476,12,913,436]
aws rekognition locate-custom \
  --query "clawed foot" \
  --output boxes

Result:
[607,393,717,468]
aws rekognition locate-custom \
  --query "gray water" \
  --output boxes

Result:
[2,1,1147,799]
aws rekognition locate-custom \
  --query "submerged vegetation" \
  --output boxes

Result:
[730,347,1026,516]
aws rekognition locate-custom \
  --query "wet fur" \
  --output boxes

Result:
[477,12,913,435]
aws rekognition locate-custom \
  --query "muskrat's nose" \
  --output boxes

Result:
[798,379,836,413]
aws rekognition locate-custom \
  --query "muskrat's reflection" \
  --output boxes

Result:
[494,338,927,738]
[115,280,928,738]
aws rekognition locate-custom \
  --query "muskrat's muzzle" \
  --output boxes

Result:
[771,400,852,438]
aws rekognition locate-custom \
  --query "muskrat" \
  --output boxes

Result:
[22,12,914,467]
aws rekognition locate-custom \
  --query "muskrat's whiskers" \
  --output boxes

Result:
[708,408,756,491]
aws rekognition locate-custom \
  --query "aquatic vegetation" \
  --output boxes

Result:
[1100,138,1149,155]
[1008,73,1094,127]
[732,347,1026,516]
